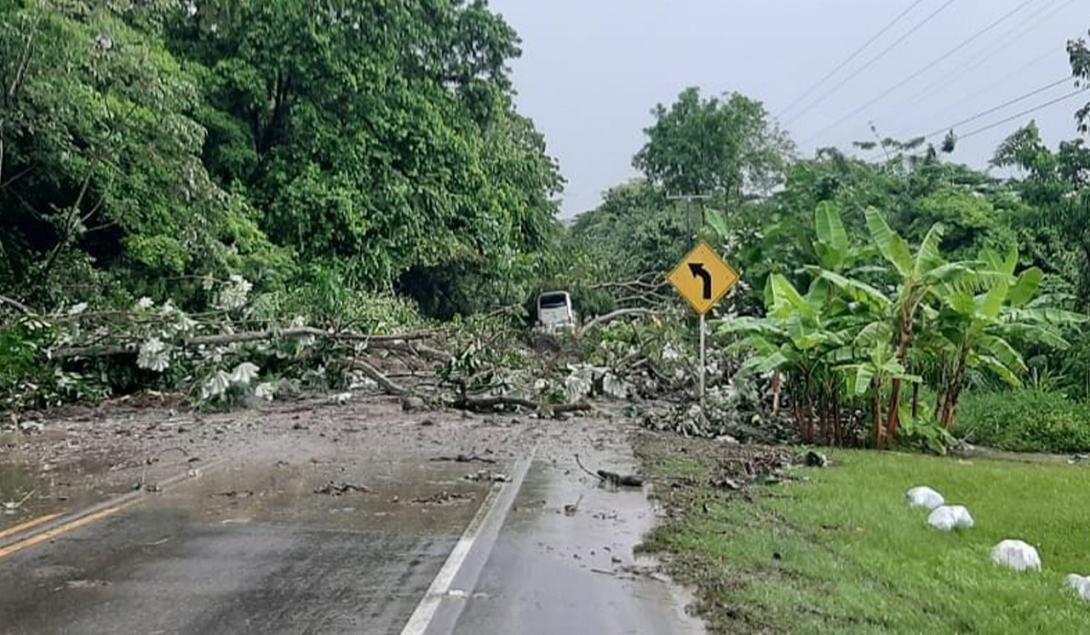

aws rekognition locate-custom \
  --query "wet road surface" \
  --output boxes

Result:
[0,414,702,634]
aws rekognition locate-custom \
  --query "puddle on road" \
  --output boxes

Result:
[142,458,492,534]
[0,458,120,532]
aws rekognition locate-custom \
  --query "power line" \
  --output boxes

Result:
[778,0,928,118]
[865,85,1087,160]
[804,0,1036,144]
[784,0,959,126]
[957,87,1087,140]
[894,39,1068,136]
[899,0,1074,110]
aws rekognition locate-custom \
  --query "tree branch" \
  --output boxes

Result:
[578,308,658,336]
[0,294,34,314]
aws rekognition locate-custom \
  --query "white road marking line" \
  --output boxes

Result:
[400,449,535,635]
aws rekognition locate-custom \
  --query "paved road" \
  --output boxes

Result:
[0,420,702,635]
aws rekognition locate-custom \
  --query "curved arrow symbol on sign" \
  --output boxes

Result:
[687,263,712,300]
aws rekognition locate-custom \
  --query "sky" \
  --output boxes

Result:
[488,0,1089,218]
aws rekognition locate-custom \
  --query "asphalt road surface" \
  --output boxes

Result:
[0,413,702,635]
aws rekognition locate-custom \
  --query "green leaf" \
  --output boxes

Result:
[853,321,893,346]
[973,353,1023,388]
[978,281,1009,320]
[741,352,789,375]
[705,208,730,242]
[865,207,912,277]
[913,223,945,276]
[814,201,848,252]
[769,274,815,320]
[977,334,1025,373]
[1008,268,1043,307]
[819,270,891,309]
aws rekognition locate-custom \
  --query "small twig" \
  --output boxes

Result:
[574,453,599,479]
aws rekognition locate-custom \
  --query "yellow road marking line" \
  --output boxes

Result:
[0,503,134,559]
[0,513,64,541]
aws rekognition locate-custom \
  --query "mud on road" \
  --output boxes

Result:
[0,392,705,634]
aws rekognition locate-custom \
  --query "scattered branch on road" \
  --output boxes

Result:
[574,453,644,488]
[314,481,371,496]
[450,395,592,416]
[351,358,411,397]
[430,453,497,464]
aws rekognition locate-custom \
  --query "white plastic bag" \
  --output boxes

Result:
[905,486,945,510]
[927,505,974,531]
[990,539,1041,571]
[1066,574,1090,601]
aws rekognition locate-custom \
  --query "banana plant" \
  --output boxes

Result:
[835,337,920,447]
[863,208,994,445]
[932,248,1084,429]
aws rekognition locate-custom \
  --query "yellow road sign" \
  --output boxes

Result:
[667,241,740,315]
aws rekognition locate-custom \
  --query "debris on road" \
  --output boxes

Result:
[411,491,472,505]
[463,469,510,483]
[2,489,36,513]
[431,453,496,465]
[574,454,644,488]
[212,490,255,498]
[313,481,371,496]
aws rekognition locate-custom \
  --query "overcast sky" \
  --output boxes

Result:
[489,0,1089,218]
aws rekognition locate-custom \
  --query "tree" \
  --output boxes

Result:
[164,0,561,310]
[0,0,284,307]
[1070,31,1090,133]
[633,87,792,208]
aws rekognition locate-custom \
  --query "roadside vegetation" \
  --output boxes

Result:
[637,434,1090,634]
[4,3,1090,632]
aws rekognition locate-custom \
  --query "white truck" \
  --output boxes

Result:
[535,291,577,331]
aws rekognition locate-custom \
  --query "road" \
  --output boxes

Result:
[0,401,703,634]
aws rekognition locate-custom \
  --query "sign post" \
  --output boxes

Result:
[667,241,740,407]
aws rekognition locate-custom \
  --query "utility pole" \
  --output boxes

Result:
[666,193,712,240]
[667,192,713,408]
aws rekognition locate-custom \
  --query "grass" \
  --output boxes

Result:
[955,389,1090,453]
[636,435,1090,634]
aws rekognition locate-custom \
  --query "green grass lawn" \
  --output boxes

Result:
[637,436,1090,634]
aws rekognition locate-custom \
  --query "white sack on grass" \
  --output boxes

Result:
[905,486,945,510]
[927,505,974,531]
[990,540,1041,571]
[1065,574,1090,601]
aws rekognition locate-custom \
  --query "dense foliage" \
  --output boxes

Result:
[2,5,1089,458]
[956,389,1090,453]
[0,0,561,316]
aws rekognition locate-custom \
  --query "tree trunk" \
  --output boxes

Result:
[885,308,915,441]
[832,385,842,447]
[805,377,816,444]
[874,377,885,449]
[941,345,970,430]
[771,372,782,416]
[911,380,920,420]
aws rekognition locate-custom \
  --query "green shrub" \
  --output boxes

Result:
[956,389,1090,453]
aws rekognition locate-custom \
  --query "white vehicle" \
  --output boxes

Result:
[536,291,577,331]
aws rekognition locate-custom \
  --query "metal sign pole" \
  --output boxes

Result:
[698,313,706,409]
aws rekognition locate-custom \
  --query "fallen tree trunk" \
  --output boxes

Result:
[351,358,411,397]
[451,395,592,416]
[52,328,439,359]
